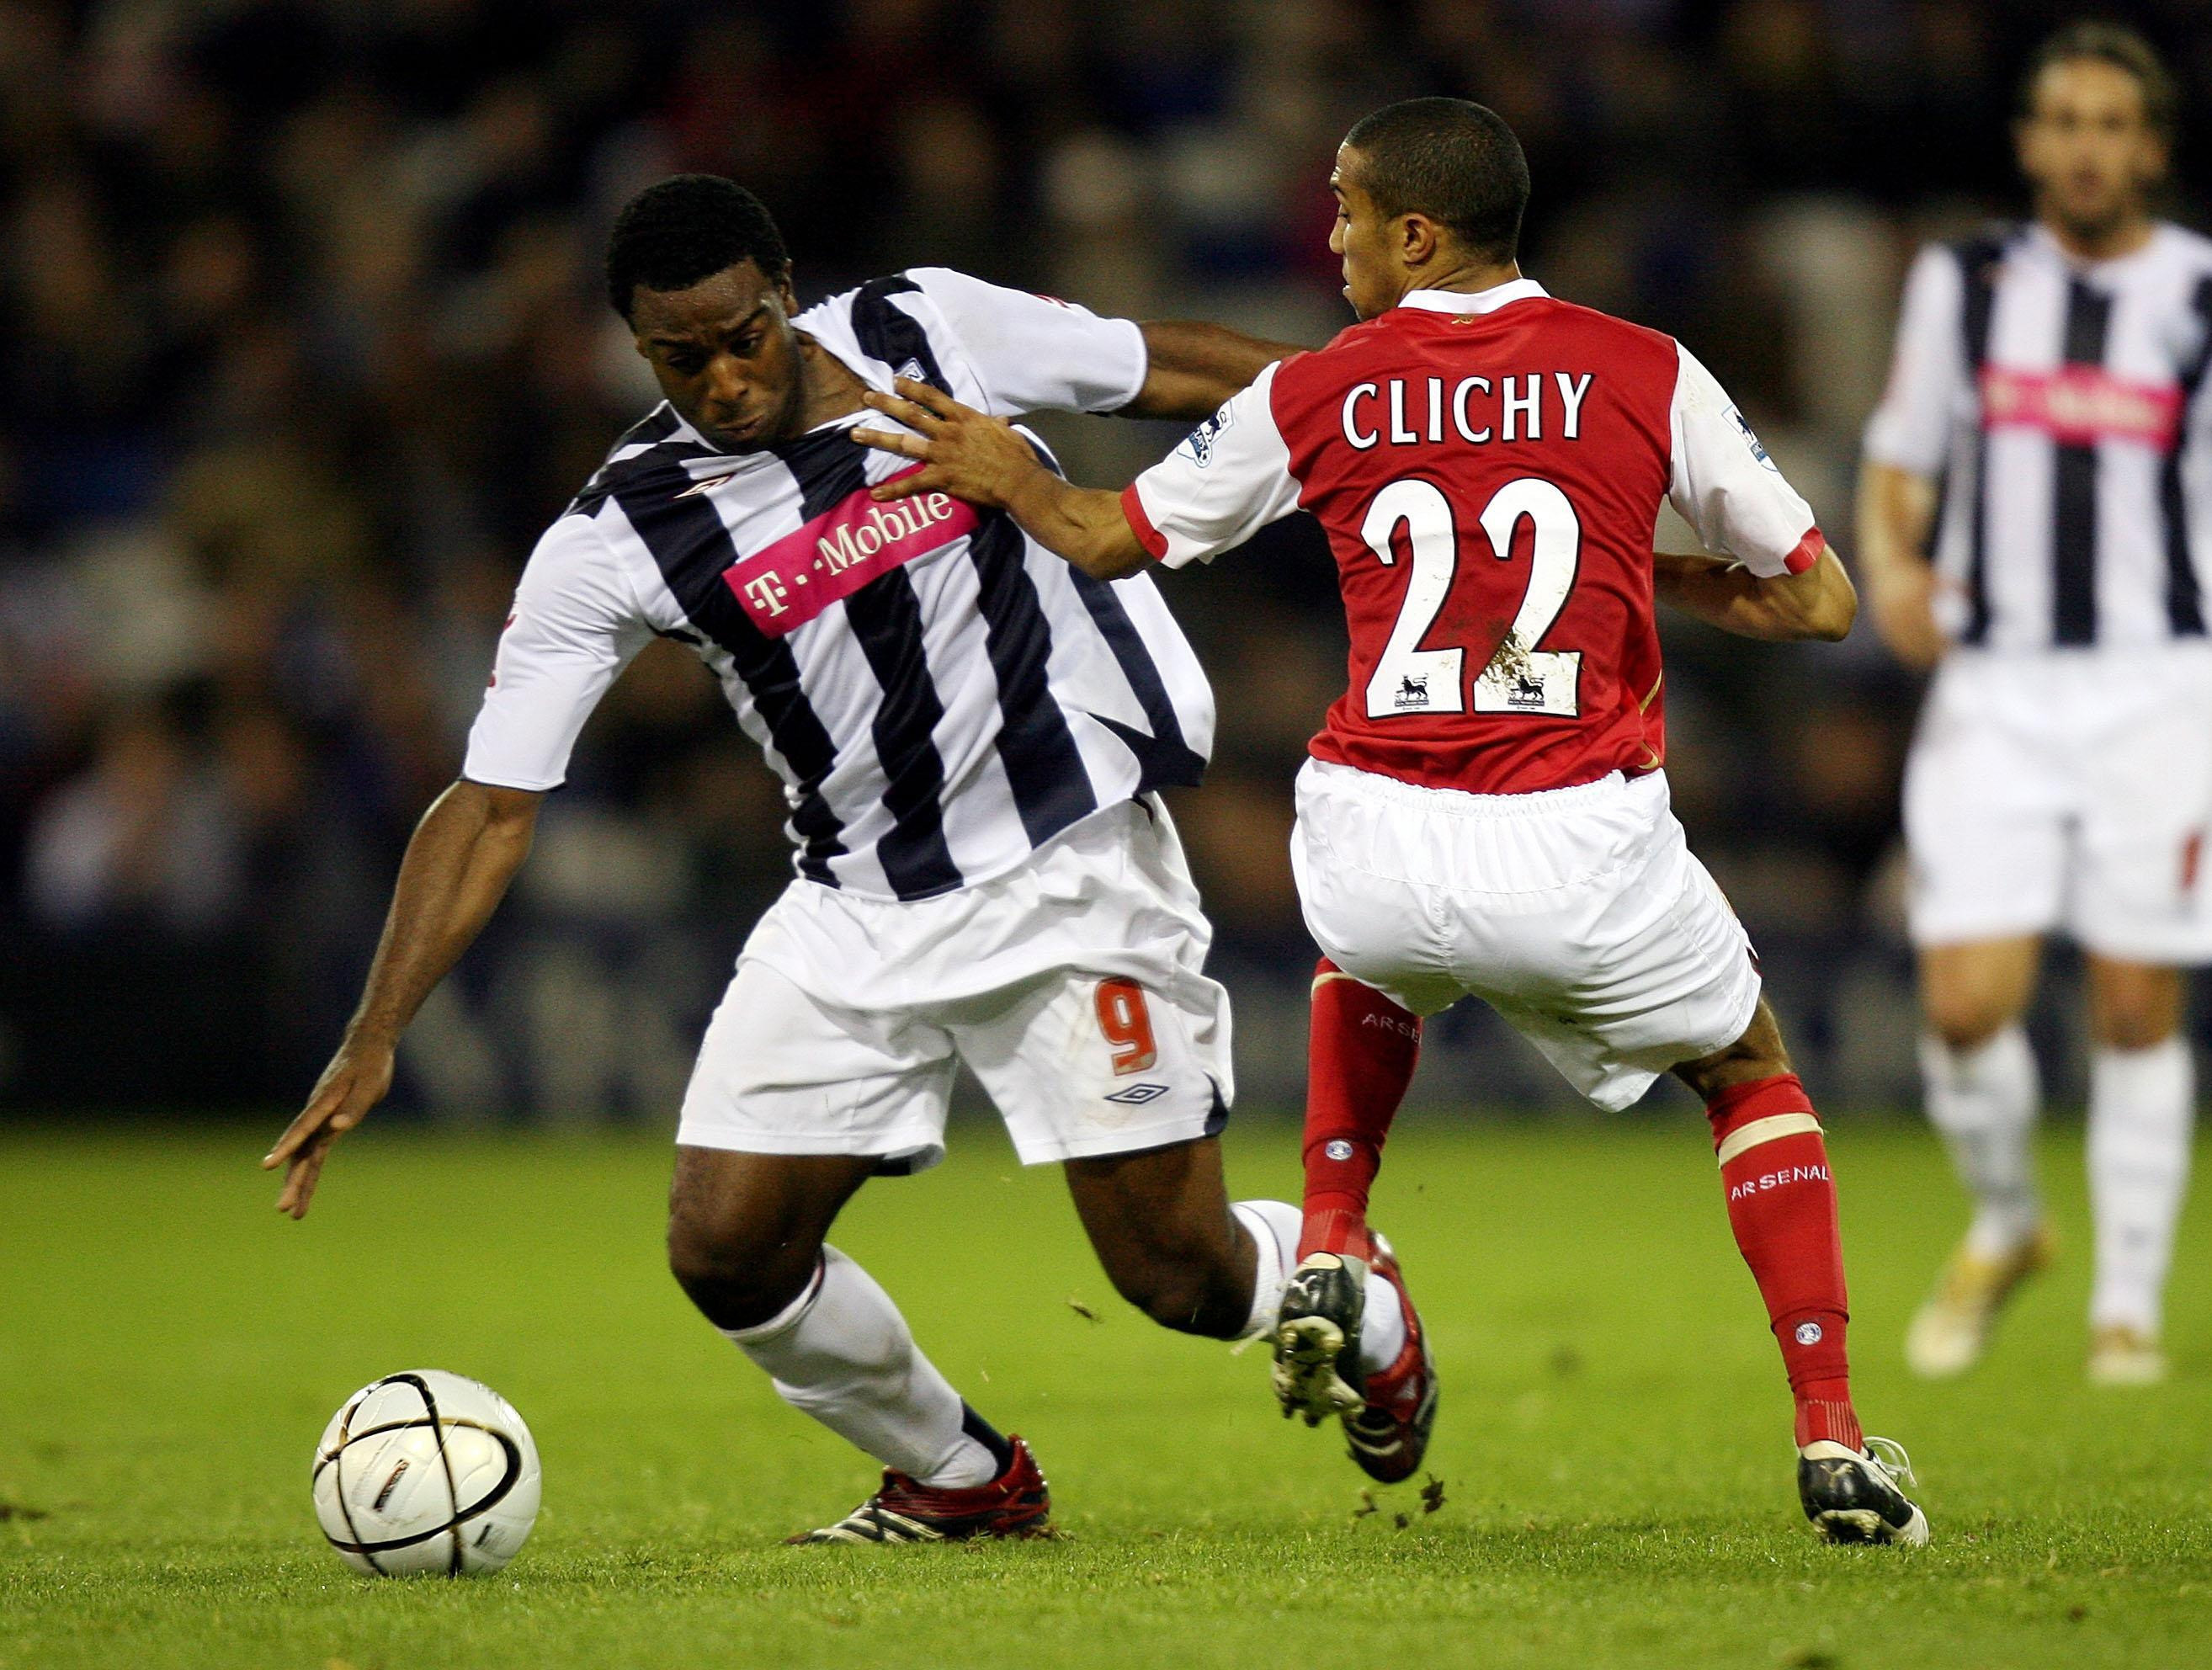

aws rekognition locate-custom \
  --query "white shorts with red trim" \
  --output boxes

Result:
[1903,644,2212,962]
[675,796,1232,1171]
[1292,759,1761,1112]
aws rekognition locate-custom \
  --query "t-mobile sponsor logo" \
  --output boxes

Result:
[1727,1162,1831,1201]
[721,464,978,636]
[1980,364,2181,449]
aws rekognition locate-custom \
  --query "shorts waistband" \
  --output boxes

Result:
[1301,758,1658,819]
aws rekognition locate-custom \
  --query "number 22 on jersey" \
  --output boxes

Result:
[1361,476,1583,721]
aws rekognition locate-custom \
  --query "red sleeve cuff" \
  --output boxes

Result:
[1120,482,1169,561]
[1782,527,1822,575]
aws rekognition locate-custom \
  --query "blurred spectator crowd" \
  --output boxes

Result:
[5,0,2209,1114]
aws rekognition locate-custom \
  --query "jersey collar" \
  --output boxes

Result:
[2023,219,2167,276]
[1396,279,1549,316]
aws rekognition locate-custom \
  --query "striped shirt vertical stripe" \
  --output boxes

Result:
[1955,232,2007,647]
[2052,279,2112,645]
[2164,274,2212,637]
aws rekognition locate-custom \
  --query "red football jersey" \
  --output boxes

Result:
[1123,281,1820,795]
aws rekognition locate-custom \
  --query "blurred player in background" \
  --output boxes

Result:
[859,98,1928,1545]
[1860,24,2209,1386]
[262,174,1333,1544]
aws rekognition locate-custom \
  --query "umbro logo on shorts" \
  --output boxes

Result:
[1103,1082,1171,1105]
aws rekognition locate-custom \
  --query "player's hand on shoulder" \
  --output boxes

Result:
[854,377,1041,511]
[263,1034,397,1220]
[1865,560,1949,671]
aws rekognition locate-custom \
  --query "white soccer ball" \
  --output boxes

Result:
[311,1370,542,1577]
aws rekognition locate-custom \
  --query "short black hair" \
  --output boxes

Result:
[2020,20,2177,141]
[1342,98,1529,265]
[605,174,791,322]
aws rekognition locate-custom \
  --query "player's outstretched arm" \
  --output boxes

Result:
[1654,540,1858,642]
[263,779,542,1219]
[1125,321,1304,421]
[1854,460,1948,669]
[857,379,1151,579]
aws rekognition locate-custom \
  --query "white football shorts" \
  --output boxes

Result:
[1903,645,2212,963]
[675,795,1232,1171]
[1291,759,1761,1113]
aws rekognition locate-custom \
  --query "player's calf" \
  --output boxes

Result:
[1679,1014,1929,1541]
[1299,961,1422,1261]
[670,1149,1021,1518]
[1090,1236,1252,1338]
[1697,1068,1861,1449]
[1066,1141,1294,1341]
[666,1146,873,1329]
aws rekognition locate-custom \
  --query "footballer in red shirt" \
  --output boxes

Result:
[857,98,1925,1545]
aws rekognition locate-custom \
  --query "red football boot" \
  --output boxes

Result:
[1273,1235,1438,1485]
[789,1434,1051,1544]
[1342,1239,1438,1484]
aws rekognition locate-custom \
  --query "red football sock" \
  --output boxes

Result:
[1705,1073,1862,1451]
[1300,960,1422,1261]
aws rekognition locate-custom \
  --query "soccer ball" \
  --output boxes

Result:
[311,1370,542,1577]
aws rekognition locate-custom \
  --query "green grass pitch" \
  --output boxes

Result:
[3,1115,2209,1668]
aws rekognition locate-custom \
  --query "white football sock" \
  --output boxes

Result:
[1230,1197,1406,1377]
[2087,1038,2194,1334]
[1231,1199,1300,1340]
[720,1245,1000,1489]
[1920,1027,2044,1256]
[1358,1263,1408,1378]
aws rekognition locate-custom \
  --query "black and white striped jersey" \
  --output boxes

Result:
[1865,221,2212,652]
[463,269,1215,901]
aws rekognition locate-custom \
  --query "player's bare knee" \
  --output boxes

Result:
[1923,992,2016,1053]
[1918,942,2039,1050]
[2088,993,2181,1050]
[1673,1000,1793,1099]
[665,1212,815,1330]
[2086,959,2183,1051]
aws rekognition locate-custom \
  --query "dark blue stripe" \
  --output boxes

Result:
[570,407,715,513]
[843,569,963,897]
[1954,230,2008,647]
[2053,278,2111,646]
[774,428,963,899]
[1067,571,1207,790]
[627,405,683,444]
[2162,276,2212,637]
[849,274,951,392]
[967,511,1098,844]
[604,487,845,883]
